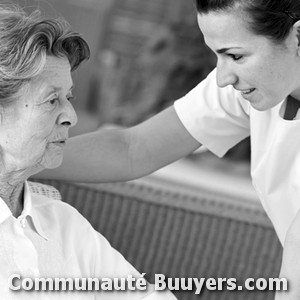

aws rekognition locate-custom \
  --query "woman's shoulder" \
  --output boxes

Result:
[27,181,86,222]
[28,181,94,240]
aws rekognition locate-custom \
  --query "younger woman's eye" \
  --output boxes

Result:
[228,54,242,61]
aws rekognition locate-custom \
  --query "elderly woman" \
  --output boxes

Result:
[0,4,176,300]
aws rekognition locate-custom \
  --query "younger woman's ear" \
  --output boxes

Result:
[291,21,300,57]
[293,20,300,47]
[297,27,300,47]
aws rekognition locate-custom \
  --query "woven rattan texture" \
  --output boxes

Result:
[33,179,282,300]
[28,181,62,201]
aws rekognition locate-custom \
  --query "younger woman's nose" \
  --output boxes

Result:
[216,61,238,88]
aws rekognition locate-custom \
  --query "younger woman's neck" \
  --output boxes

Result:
[284,95,300,120]
[291,90,300,102]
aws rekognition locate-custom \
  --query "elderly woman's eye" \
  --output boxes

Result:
[67,95,74,102]
[49,98,59,105]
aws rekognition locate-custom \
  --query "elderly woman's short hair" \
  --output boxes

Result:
[0,4,90,103]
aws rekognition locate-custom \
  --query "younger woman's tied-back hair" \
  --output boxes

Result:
[195,0,300,43]
[0,4,90,103]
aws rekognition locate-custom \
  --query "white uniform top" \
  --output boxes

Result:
[174,68,300,245]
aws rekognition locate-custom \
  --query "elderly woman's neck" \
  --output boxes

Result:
[0,181,24,217]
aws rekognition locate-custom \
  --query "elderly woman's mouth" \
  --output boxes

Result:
[51,140,67,145]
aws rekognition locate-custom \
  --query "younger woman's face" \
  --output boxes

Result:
[197,10,300,111]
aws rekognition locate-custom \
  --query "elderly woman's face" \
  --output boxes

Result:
[0,56,77,175]
[197,10,300,111]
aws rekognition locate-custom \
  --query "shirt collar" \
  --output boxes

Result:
[0,195,12,224]
[23,181,49,240]
[0,182,49,240]
[0,183,31,225]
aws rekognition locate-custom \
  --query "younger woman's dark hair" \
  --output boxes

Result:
[195,0,300,43]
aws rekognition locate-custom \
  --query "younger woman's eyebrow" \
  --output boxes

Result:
[216,47,242,54]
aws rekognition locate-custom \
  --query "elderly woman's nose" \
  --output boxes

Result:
[57,100,78,127]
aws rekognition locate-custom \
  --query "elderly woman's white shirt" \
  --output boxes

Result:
[174,68,300,246]
[0,182,176,299]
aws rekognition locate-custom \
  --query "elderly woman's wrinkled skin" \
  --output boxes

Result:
[0,56,77,216]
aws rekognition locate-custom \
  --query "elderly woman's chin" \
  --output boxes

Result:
[31,147,65,175]
[38,149,64,170]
